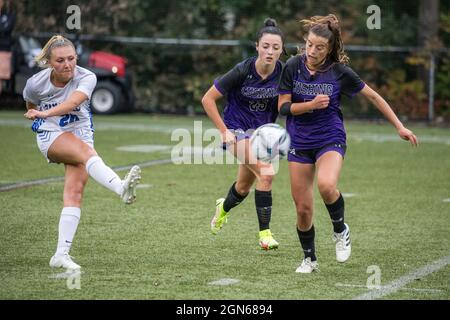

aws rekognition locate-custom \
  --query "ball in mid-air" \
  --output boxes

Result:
[250,123,290,163]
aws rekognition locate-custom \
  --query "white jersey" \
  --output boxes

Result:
[23,66,97,132]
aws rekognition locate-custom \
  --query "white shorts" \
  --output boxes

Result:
[36,128,94,163]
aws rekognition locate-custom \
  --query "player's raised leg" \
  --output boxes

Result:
[211,165,252,234]
[211,139,253,235]
[48,132,141,204]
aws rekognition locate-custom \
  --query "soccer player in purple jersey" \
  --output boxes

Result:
[202,18,285,250]
[278,14,418,273]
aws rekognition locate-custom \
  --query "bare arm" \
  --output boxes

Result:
[278,93,330,115]
[201,86,227,132]
[359,84,418,146]
[201,85,235,145]
[45,91,88,117]
[24,91,88,120]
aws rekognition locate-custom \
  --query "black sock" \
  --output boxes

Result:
[297,225,316,261]
[223,182,248,213]
[255,190,272,231]
[325,193,345,233]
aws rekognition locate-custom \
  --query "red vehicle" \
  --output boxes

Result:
[7,35,135,114]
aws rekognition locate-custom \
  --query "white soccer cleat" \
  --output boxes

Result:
[49,254,81,270]
[295,257,319,273]
[333,223,351,262]
[121,165,141,204]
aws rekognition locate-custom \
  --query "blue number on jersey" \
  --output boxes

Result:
[59,114,80,127]
[31,118,44,132]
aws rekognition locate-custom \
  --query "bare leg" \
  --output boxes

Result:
[290,161,317,264]
[47,132,124,196]
[63,163,89,207]
[316,150,348,232]
[235,164,256,195]
[47,132,97,165]
[231,138,275,189]
[289,162,315,231]
[316,151,350,262]
[212,138,275,238]
[316,151,343,204]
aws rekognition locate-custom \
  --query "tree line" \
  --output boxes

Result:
[10,0,450,121]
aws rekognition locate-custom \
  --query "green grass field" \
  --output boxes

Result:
[0,111,449,300]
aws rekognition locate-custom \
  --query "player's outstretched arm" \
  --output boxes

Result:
[359,84,419,147]
[25,91,88,120]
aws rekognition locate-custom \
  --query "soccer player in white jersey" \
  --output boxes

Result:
[23,35,141,271]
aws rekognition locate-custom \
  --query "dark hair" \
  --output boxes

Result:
[256,18,285,45]
[300,14,349,64]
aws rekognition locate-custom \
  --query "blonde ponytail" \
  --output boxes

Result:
[35,35,76,68]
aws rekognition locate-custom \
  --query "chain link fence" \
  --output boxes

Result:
[9,33,450,122]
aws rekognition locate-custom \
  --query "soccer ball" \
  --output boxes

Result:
[250,123,291,163]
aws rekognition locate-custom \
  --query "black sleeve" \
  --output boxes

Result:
[278,56,298,94]
[338,64,365,97]
[0,13,15,34]
[213,59,250,96]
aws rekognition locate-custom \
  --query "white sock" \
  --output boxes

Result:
[56,207,81,256]
[85,156,123,195]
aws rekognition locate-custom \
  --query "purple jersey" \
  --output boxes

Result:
[278,54,365,149]
[214,57,283,132]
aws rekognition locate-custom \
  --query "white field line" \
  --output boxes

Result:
[1,118,450,144]
[352,254,450,300]
[335,283,443,294]
[48,270,84,280]
[136,184,153,189]
[0,119,201,134]
[0,158,178,192]
[347,132,450,145]
[208,278,240,286]
[342,193,357,198]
